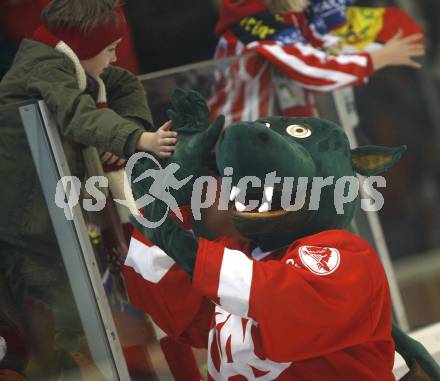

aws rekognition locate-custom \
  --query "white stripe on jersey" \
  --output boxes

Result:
[218,248,253,317]
[125,237,175,283]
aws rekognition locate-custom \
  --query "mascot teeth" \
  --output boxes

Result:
[235,200,247,212]
[230,186,241,201]
[264,186,274,203]
[258,202,270,213]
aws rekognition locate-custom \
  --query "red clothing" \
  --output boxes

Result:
[209,3,421,124]
[124,228,395,381]
[215,0,267,36]
[209,12,373,124]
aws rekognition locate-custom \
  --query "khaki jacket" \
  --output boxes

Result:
[0,39,154,254]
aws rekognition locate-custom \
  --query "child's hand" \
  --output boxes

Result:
[137,121,178,158]
[101,152,125,166]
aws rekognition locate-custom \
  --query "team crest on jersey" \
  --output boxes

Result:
[298,246,340,275]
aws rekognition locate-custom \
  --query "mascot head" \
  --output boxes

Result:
[131,89,405,251]
[216,116,405,250]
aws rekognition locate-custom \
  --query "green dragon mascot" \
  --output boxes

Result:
[126,89,440,381]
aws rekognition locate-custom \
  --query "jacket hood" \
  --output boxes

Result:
[215,0,267,35]
[13,39,68,69]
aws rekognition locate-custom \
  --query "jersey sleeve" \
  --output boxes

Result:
[123,227,213,347]
[248,40,373,92]
[192,231,390,362]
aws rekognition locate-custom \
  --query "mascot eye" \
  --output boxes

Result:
[286,124,311,138]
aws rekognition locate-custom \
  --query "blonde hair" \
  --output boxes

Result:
[265,0,310,14]
[41,0,120,33]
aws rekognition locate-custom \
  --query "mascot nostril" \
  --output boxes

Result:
[257,131,270,142]
[127,89,439,381]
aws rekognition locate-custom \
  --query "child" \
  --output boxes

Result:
[0,0,176,159]
[0,0,175,378]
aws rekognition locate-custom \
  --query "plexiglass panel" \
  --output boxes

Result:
[0,102,122,380]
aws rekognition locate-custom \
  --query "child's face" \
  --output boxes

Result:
[80,38,122,78]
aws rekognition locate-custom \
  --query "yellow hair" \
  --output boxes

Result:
[265,0,310,14]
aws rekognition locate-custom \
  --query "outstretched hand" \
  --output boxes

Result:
[166,88,225,176]
[371,29,425,70]
[136,121,178,159]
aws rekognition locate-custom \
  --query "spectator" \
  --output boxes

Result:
[210,0,424,122]
[0,0,176,377]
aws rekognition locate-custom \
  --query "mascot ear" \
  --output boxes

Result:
[351,145,406,175]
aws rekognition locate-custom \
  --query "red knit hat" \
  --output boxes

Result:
[33,7,127,60]
[215,0,267,36]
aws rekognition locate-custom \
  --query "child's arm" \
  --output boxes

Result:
[252,36,422,91]
[27,63,150,158]
[101,65,154,130]
[225,12,423,92]
[100,121,179,162]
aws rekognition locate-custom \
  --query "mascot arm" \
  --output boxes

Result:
[135,88,224,274]
[126,88,224,342]
[393,324,440,381]
[125,225,213,344]
[191,235,391,363]
[136,197,199,276]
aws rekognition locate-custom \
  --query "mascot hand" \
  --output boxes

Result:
[130,90,223,223]
[167,88,224,177]
[167,88,211,133]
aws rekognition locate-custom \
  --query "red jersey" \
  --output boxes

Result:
[124,228,395,381]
